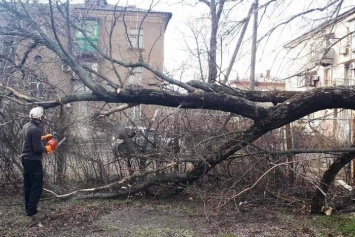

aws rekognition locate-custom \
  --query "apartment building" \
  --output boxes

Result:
[0,0,172,134]
[0,0,173,181]
[70,1,171,126]
[283,7,355,144]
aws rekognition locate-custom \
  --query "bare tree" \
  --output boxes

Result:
[198,0,226,84]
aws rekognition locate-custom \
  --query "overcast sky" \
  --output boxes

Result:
[112,0,354,82]
[119,0,203,77]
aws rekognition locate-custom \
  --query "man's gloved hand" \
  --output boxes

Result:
[41,134,53,141]
[46,138,58,153]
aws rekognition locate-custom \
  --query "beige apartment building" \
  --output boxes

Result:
[0,0,172,132]
[284,7,355,144]
[0,0,173,181]
[68,1,171,126]
[230,77,285,92]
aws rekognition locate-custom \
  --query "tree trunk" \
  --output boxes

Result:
[285,123,294,182]
[208,0,218,84]
[55,106,68,184]
[310,151,355,214]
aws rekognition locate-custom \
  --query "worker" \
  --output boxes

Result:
[20,106,58,217]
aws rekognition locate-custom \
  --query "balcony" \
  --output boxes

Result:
[318,48,335,67]
[297,72,319,87]
[309,47,335,67]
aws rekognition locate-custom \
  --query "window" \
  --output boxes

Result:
[72,81,90,116]
[324,68,330,86]
[128,67,142,85]
[129,28,144,49]
[325,33,335,47]
[0,38,14,65]
[345,62,355,86]
[75,19,99,54]
[34,55,43,63]
[349,62,355,78]
[350,20,355,50]
[127,105,141,124]
[85,0,107,8]
[340,109,351,119]
[297,72,318,87]
[309,42,319,62]
[297,75,305,87]
[307,113,314,120]
[30,78,45,98]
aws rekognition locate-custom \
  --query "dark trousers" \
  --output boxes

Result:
[22,159,43,216]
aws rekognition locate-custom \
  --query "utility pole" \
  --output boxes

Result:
[250,0,258,90]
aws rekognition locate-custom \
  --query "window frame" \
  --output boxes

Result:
[127,105,141,124]
[128,67,142,85]
[29,79,45,99]
[74,18,100,54]
[129,28,144,49]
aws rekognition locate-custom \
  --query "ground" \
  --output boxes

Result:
[0,191,354,237]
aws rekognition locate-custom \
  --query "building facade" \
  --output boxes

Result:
[284,7,355,144]
[0,1,171,137]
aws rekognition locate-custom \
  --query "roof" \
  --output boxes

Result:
[73,3,172,17]
[73,3,172,30]
[284,6,355,48]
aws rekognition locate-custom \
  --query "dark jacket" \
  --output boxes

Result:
[21,120,46,160]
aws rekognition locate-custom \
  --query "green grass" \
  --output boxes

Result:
[277,209,355,236]
[317,214,355,236]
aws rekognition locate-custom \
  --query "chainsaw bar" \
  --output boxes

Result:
[57,137,66,146]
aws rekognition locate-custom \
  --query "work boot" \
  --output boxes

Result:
[32,211,46,219]
[27,214,45,227]
[26,209,38,217]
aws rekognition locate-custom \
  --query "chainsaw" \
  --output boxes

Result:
[53,134,66,147]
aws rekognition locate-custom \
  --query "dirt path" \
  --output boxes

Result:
[0,194,343,237]
[45,199,301,237]
[89,205,299,237]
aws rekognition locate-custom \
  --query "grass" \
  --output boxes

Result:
[2,193,355,237]
[0,196,127,237]
[277,208,355,237]
[316,214,355,236]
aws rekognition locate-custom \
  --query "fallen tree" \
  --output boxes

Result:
[0,0,354,214]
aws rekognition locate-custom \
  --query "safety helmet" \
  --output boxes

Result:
[29,107,44,119]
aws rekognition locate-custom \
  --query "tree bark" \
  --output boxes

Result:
[55,106,67,184]
[285,123,294,182]
[310,151,355,214]
[202,0,225,84]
